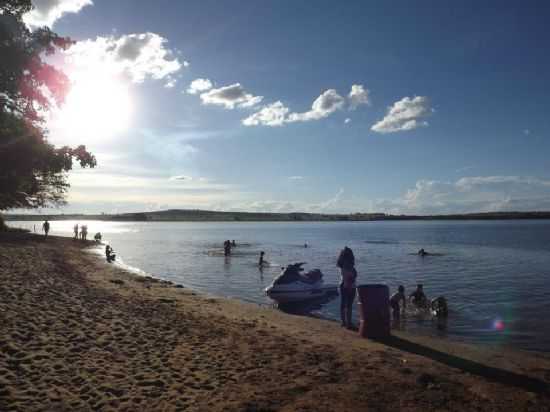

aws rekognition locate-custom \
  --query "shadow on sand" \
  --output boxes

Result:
[373,334,548,394]
[276,293,339,317]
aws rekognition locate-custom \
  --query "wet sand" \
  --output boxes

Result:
[1,232,549,411]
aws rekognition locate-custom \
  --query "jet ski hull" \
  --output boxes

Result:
[265,283,338,303]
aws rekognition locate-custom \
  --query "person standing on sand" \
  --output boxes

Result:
[81,224,88,241]
[73,223,79,239]
[337,246,357,329]
[42,220,50,238]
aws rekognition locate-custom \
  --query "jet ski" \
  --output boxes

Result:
[265,262,338,303]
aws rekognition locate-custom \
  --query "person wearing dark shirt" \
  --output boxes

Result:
[390,285,406,319]
[431,296,448,318]
[223,240,231,256]
[409,284,428,308]
[42,220,50,238]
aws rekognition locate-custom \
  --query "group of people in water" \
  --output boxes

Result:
[40,220,103,243]
[73,223,103,242]
[72,223,88,240]
[336,246,448,329]
[40,220,115,263]
[389,284,448,319]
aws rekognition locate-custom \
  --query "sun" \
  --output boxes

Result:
[55,70,132,141]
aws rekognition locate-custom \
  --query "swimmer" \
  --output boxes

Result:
[304,242,308,248]
[409,284,428,308]
[390,285,406,320]
[431,296,448,318]
[418,248,428,256]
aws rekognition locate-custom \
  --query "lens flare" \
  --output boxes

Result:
[493,318,505,331]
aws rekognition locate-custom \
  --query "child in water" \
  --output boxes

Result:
[431,296,448,318]
[258,251,269,267]
[409,284,428,308]
[390,285,406,319]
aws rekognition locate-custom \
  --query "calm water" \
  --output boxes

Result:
[11,219,550,352]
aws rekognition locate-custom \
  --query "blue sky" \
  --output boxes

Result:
[23,0,550,214]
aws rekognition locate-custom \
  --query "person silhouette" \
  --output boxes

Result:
[42,220,50,238]
[258,251,269,267]
[223,240,232,256]
[337,246,357,329]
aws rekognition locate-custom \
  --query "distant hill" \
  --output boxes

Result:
[4,209,550,222]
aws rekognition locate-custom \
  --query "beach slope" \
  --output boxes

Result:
[1,233,549,411]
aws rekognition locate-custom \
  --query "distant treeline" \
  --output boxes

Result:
[4,209,550,222]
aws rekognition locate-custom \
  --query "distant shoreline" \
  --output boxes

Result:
[4,209,550,222]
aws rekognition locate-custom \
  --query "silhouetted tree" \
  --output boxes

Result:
[0,0,96,215]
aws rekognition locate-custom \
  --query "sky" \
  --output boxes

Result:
[19,0,550,214]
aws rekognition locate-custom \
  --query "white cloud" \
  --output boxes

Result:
[243,89,345,127]
[242,101,289,126]
[200,83,263,109]
[311,188,344,211]
[169,175,193,181]
[348,84,370,109]
[23,0,92,28]
[344,118,351,124]
[66,33,184,83]
[164,78,177,88]
[187,78,213,95]
[376,176,550,214]
[371,96,432,134]
[287,89,345,122]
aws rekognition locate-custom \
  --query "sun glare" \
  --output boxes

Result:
[56,71,132,141]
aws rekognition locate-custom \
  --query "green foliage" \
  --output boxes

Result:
[0,0,96,210]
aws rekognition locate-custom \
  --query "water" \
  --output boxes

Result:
[11,219,550,352]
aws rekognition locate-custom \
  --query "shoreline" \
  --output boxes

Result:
[5,212,550,223]
[1,233,550,410]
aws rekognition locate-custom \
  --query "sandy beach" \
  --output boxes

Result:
[1,233,549,411]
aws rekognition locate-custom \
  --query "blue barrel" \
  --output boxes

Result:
[357,284,390,338]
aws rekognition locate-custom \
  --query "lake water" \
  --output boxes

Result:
[11,219,550,352]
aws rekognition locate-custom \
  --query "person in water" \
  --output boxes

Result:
[390,285,407,320]
[231,240,236,247]
[42,220,50,238]
[258,251,268,267]
[409,284,428,308]
[81,224,88,241]
[431,296,448,318]
[223,240,232,256]
[94,232,102,243]
[337,246,357,329]
[105,245,116,263]
[418,248,428,256]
